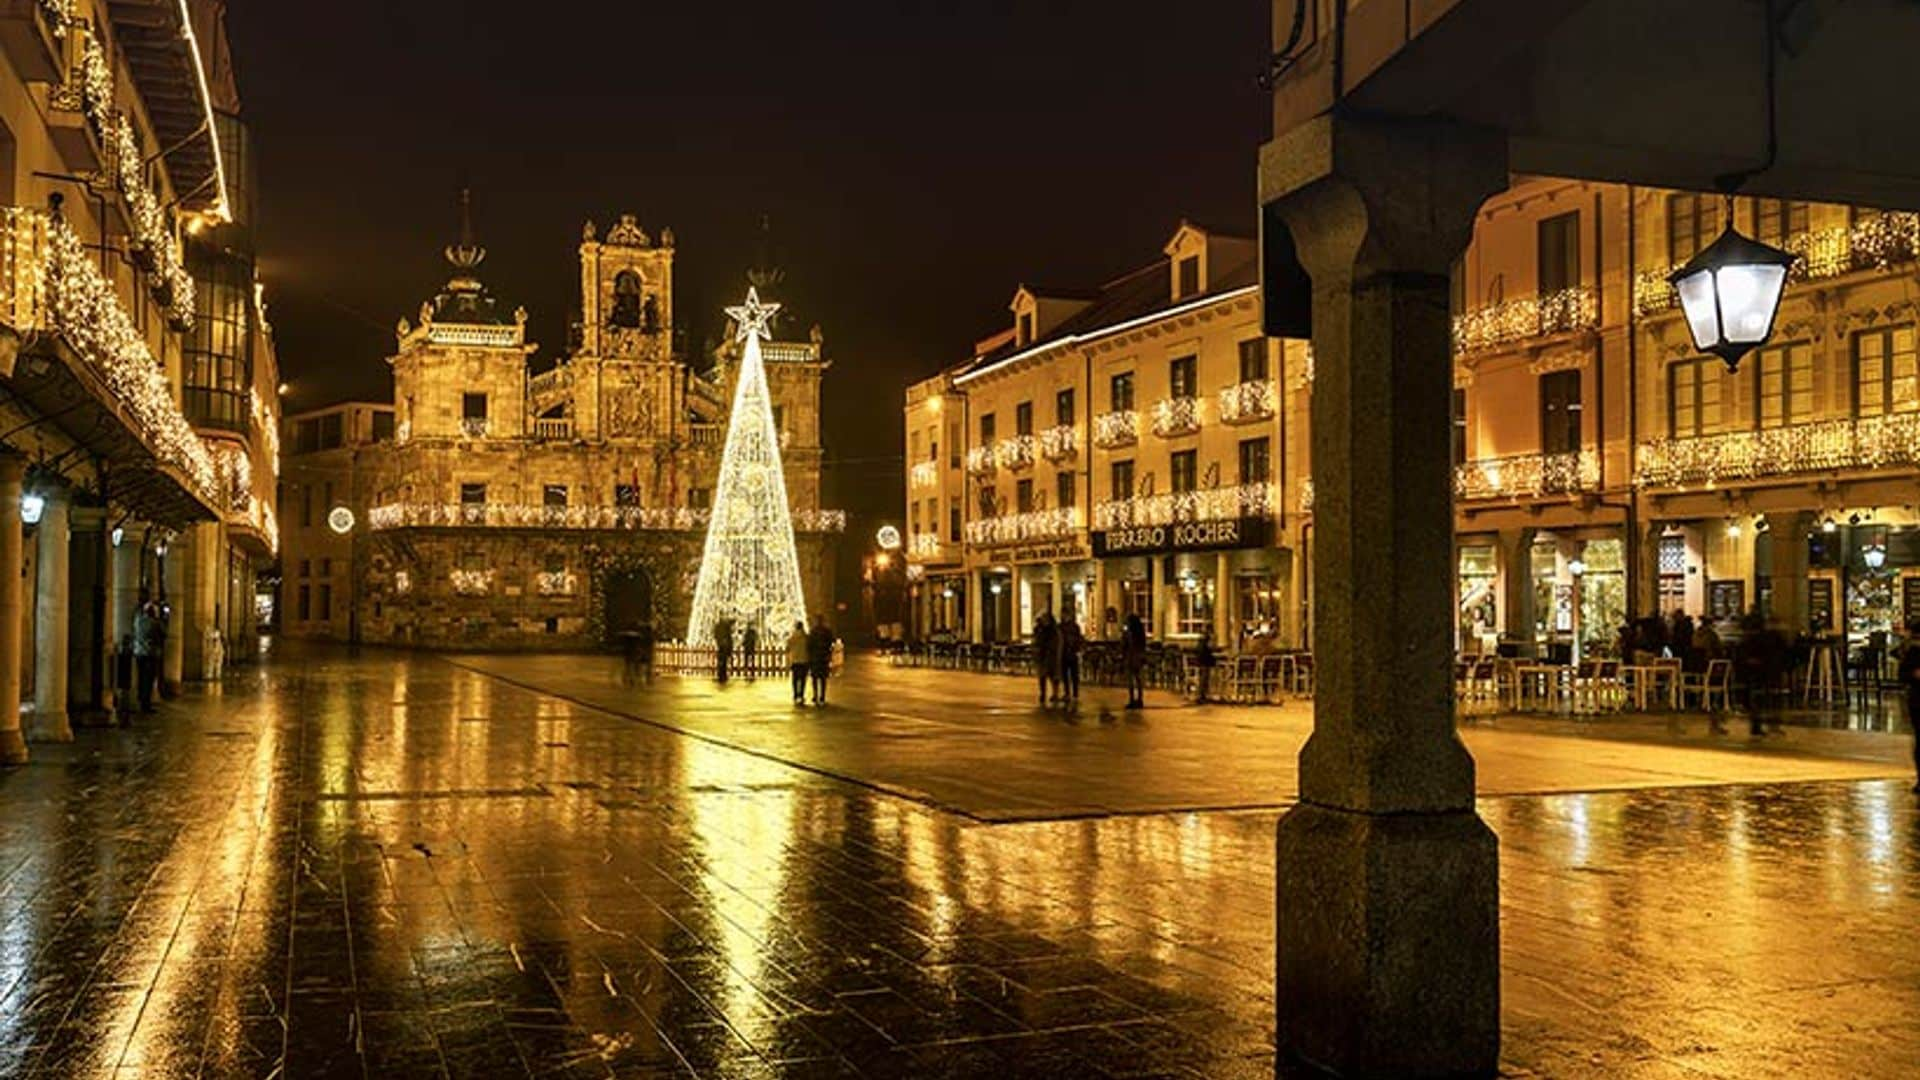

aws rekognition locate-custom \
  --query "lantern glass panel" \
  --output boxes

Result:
[1718,264,1786,343]
[1675,270,1721,350]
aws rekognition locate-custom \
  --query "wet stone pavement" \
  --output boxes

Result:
[0,646,1914,1079]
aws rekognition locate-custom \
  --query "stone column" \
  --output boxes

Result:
[27,486,70,742]
[68,506,111,720]
[1638,520,1664,618]
[966,570,983,643]
[1499,526,1537,656]
[1092,560,1108,639]
[1768,510,1812,634]
[1262,113,1506,1076]
[1213,550,1233,645]
[0,455,25,765]
[161,536,184,693]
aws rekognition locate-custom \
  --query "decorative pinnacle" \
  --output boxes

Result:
[725,285,781,344]
[445,187,485,273]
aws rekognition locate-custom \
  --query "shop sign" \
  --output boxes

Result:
[987,542,1090,564]
[1092,516,1271,557]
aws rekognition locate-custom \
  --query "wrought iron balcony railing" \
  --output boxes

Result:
[909,460,939,489]
[1216,380,1275,424]
[1150,396,1201,438]
[1635,413,1920,488]
[1092,410,1138,448]
[1039,424,1078,461]
[1093,483,1277,530]
[964,507,1081,546]
[1453,450,1600,499]
[1452,286,1597,355]
[533,416,572,440]
[965,445,997,476]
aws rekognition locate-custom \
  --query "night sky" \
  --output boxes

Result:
[226,1,1271,526]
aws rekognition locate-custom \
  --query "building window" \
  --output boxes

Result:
[1015,401,1033,436]
[1018,311,1034,345]
[910,501,922,535]
[1452,387,1468,464]
[318,413,343,449]
[1056,471,1076,510]
[689,487,711,509]
[1657,534,1687,615]
[543,484,568,507]
[1669,359,1724,437]
[1238,437,1270,486]
[296,585,310,621]
[1537,211,1581,295]
[614,484,641,507]
[462,392,488,419]
[1176,255,1200,299]
[1110,372,1135,411]
[1237,338,1267,383]
[318,584,332,622]
[979,412,996,445]
[1754,198,1809,248]
[1111,459,1134,501]
[1755,341,1813,428]
[1854,325,1920,416]
[1170,450,1197,493]
[948,506,960,542]
[948,421,961,467]
[1014,478,1033,513]
[1169,356,1197,399]
[182,251,252,432]
[459,483,487,504]
[298,559,310,578]
[1054,388,1074,427]
[1175,572,1213,636]
[371,411,395,442]
[1539,369,1582,454]
[1667,193,1720,266]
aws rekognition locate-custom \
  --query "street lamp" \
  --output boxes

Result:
[19,492,43,526]
[1670,221,1795,372]
[1863,542,1889,571]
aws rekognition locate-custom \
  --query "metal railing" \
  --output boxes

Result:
[1039,424,1078,461]
[1636,412,1920,488]
[1093,483,1277,530]
[1452,285,1597,355]
[1217,380,1275,424]
[1150,396,1201,437]
[1453,450,1600,499]
[964,507,1081,546]
[533,416,573,440]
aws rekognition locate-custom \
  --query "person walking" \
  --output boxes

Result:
[741,625,759,681]
[1191,632,1218,704]
[785,620,810,704]
[714,617,735,684]
[806,614,836,705]
[131,592,162,714]
[1122,612,1148,708]
[1899,621,1920,793]
[1059,613,1084,704]
[1032,610,1060,705]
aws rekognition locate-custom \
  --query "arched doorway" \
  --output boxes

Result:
[602,568,653,645]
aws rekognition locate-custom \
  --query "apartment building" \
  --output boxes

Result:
[0,0,280,763]
[908,180,1920,654]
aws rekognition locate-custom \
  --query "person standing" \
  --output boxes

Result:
[741,625,759,681]
[1899,622,1920,793]
[1032,610,1060,705]
[714,617,735,684]
[785,620,810,705]
[806,614,836,705]
[1059,613,1084,704]
[1122,612,1148,708]
[1191,632,1218,704]
[131,592,162,714]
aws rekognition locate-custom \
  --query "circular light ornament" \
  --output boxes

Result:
[1669,224,1796,373]
[20,493,44,526]
[327,506,356,535]
[876,525,902,551]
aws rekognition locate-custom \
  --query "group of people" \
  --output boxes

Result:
[781,616,838,705]
[1030,609,1086,705]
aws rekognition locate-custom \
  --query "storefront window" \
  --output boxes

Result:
[1118,576,1153,628]
[1174,568,1214,637]
[1235,574,1280,638]
[1457,544,1497,647]
[1578,539,1626,652]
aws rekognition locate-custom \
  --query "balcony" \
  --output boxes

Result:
[1150,396,1201,438]
[909,532,949,561]
[909,460,939,489]
[995,433,1035,471]
[1635,413,1920,488]
[1636,212,1920,316]
[1454,450,1600,500]
[1092,411,1138,449]
[460,416,488,439]
[964,507,1081,547]
[1452,286,1597,355]
[688,421,722,447]
[1039,424,1078,461]
[0,1,71,83]
[1093,483,1278,530]
[0,207,218,522]
[1217,380,1275,424]
[965,444,996,476]
[534,416,573,440]
[368,502,849,533]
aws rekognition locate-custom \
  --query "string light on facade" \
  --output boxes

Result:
[1150,396,1201,438]
[909,460,938,488]
[1217,379,1276,423]
[1453,286,1597,355]
[1636,412,1920,488]
[1093,483,1276,531]
[1455,450,1599,500]
[965,507,1080,546]
[994,434,1035,470]
[1092,410,1139,448]
[1039,424,1078,461]
[685,286,810,647]
[366,501,844,533]
[449,568,494,596]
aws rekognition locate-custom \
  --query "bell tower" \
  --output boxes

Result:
[579,214,675,361]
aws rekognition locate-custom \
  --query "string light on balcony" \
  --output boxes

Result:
[1039,424,1078,460]
[1453,287,1598,355]
[1093,483,1275,530]
[1150,396,1201,438]
[366,501,844,533]
[1725,519,1742,540]
[1092,411,1139,448]
[1217,380,1275,423]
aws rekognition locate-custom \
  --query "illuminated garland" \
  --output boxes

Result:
[909,532,944,560]
[1297,479,1314,514]
[909,460,939,488]
[1093,482,1276,530]
[1150,396,1201,437]
[212,441,251,511]
[1454,450,1598,500]
[1092,410,1139,448]
[1636,212,1920,316]
[1635,412,1920,488]
[536,570,577,596]
[994,433,1035,470]
[1217,379,1275,423]
[449,568,494,596]
[964,506,1079,546]
[39,0,72,38]
[251,387,279,475]
[31,211,217,500]
[965,445,996,475]
[1453,286,1596,355]
[366,501,846,533]
[1039,423,1078,461]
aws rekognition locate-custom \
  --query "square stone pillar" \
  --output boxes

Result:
[1499,527,1537,656]
[1262,114,1506,1078]
[1767,511,1812,634]
[27,486,71,742]
[68,506,112,721]
[0,455,25,765]
[1213,550,1233,645]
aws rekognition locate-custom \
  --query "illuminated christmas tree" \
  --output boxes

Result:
[686,286,809,647]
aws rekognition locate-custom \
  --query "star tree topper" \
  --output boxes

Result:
[725,286,781,343]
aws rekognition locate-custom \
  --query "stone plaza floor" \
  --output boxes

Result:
[0,644,1916,1078]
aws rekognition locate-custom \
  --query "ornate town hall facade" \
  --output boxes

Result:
[279,211,841,649]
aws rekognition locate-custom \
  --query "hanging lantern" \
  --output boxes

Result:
[1669,221,1795,372]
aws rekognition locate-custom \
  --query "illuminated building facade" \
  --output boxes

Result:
[279,212,842,650]
[0,0,280,763]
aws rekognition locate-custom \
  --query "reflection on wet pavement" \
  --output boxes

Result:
[0,646,1914,1078]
